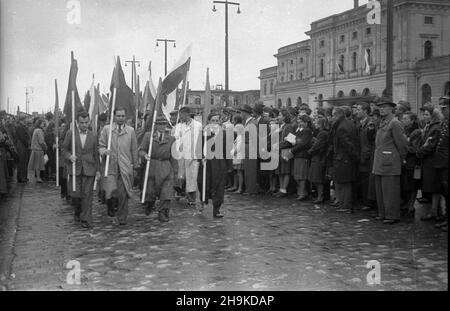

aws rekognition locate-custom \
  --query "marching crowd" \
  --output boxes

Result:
[0,93,448,232]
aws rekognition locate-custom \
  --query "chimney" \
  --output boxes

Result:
[354,0,359,8]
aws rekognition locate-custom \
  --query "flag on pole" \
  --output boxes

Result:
[161,45,192,121]
[203,67,211,125]
[87,76,96,118]
[109,56,134,121]
[365,49,372,74]
[63,51,83,122]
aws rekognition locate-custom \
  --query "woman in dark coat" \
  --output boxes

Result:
[308,116,329,204]
[290,115,313,200]
[198,112,229,218]
[400,112,422,216]
[417,105,443,221]
[44,121,56,181]
[274,109,296,198]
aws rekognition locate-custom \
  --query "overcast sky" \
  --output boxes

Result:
[0,0,370,113]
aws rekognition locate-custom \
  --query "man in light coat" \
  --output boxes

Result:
[99,108,139,225]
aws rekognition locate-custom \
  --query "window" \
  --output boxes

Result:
[362,88,370,96]
[270,81,274,94]
[290,74,294,81]
[339,55,345,73]
[422,84,432,106]
[319,59,324,77]
[366,48,372,67]
[424,16,433,25]
[340,35,345,43]
[318,94,323,107]
[424,40,433,59]
[350,90,357,97]
[299,72,303,80]
[281,62,285,67]
[352,52,357,71]
[300,57,304,64]
[277,99,282,108]
[287,98,292,107]
[337,91,344,98]
[290,59,294,65]
[194,97,201,105]
[352,31,358,40]
[319,40,325,48]
[264,82,267,95]
[366,27,371,35]
[281,76,284,83]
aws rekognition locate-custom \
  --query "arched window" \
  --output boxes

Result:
[424,41,433,59]
[362,88,370,96]
[337,91,344,98]
[350,90,357,97]
[287,98,292,107]
[443,81,449,96]
[319,59,324,77]
[422,84,432,106]
[352,52,357,71]
[195,97,201,105]
[297,97,302,107]
[264,82,267,95]
[277,99,282,108]
[270,81,274,94]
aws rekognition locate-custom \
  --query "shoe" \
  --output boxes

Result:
[312,198,324,204]
[213,212,224,218]
[107,199,115,217]
[330,201,341,207]
[275,192,288,198]
[119,222,127,226]
[295,195,308,201]
[145,202,155,216]
[36,178,43,183]
[420,214,434,221]
[383,219,400,225]
[81,221,92,229]
[232,190,244,194]
[164,209,170,220]
[226,188,238,193]
[361,206,373,211]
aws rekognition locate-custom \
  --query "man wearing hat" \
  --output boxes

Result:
[396,100,411,121]
[174,106,202,207]
[372,100,408,224]
[253,103,270,193]
[434,95,449,231]
[238,104,260,195]
[139,116,177,222]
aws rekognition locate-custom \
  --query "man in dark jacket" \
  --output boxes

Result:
[15,117,31,183]
[331,107,359,213]
[254,103,270,193]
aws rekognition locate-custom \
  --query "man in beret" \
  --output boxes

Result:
[174,106,202,207]
[372,100,408,224]
[139,116,177,222]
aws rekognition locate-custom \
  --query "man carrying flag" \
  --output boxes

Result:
[99,57,139,226]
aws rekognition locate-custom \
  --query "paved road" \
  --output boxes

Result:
[0,182,447,290]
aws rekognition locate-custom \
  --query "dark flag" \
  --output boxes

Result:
[110,56,134,121]
[63,51,84,122]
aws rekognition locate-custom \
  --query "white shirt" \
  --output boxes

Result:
[174,118,202,160]
[79,131,87,149]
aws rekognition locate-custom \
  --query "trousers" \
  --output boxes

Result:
[375,175,401,220]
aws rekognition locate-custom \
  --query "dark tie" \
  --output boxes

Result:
[118,125,122,133]
[159,132,163,142]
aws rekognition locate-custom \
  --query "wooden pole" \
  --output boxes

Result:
[71,90,76,191]
[104,88,117,177]
[202,128,207,203]
[176,69,190,125]
[55,79,60,187]
[141,88,161,204]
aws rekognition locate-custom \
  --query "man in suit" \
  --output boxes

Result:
[372,100,408,224]
[239,104,260,195]
[331,107,359,213]
[253,103,270,193]
[62,111,100,229]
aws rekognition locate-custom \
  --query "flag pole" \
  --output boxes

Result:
[135,75,139,130]
[202,127,207,204]
[71,90,76,191]
[105,87,117,177]
[55,79,59,187]
[141,80,161,204]
[176,67,190,125]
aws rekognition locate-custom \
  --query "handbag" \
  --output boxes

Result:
[413,165,421,180]
[281,149,293,162]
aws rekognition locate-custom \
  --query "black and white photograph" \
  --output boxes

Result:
[0,0,448,294]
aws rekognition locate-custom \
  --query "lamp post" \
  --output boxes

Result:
[156,39,176,76]
[385,0,394,100]
[212,0,241,107]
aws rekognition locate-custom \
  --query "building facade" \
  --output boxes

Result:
[260,0,450,112]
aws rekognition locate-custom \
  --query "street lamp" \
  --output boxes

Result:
[156,38,177,76]
[212,0,241,107]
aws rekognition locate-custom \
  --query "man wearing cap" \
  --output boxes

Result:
[396,100,411,121]
[372,100,408,224]
[174,106,202,207]
[434,95,449,231]
[253,103,270,193]
[239,104,260,195]
[139,116,177,222]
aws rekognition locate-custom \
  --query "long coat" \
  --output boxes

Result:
[416,120,441,192]
[198,132,228,206]
[291,126,313,159]
[372,114,408,176]
[308,129,329,184]
[62,128,100,177]
[434,119,449,169]
[358,117,374,172]
[99,123,139,197]
[332,116,359,183]
[277,122,296,174]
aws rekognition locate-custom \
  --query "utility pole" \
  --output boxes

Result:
[7,97,10,114]
[385,0,394,101]
[212,0,241,107]
[125,56,140,94]
[156,39,176,76]
[25,86,33,114]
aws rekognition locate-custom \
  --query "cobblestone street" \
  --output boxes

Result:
[0,182,447,291]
